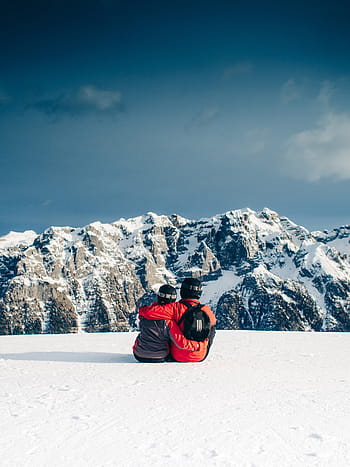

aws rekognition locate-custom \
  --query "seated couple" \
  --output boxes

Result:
[133,278,216,363]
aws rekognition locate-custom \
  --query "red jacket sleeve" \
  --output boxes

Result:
[202,304,217,326]
[139,302,176,320]
[139,301,216,325]
[166,320,205,351]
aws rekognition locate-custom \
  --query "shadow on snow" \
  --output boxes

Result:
[2,352,137,364]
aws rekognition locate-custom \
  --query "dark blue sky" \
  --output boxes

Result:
[1,0,350,235]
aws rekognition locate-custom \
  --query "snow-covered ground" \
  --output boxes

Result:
[1,331,349,467]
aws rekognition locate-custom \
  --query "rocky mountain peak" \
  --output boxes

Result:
[1,208,349,334]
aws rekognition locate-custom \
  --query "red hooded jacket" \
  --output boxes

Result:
[139,299,216,362]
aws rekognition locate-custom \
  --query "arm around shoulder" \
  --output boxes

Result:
[167,320,203,351]
[139,302,175,320]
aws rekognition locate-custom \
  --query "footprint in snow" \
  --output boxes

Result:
[304,432,334,460]
[309,433,323,441]
[209,449,219,458]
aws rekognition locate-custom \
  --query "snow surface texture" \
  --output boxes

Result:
[1,331,350,467]
[1,207,350,334]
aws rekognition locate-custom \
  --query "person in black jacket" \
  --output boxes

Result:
[133,284,177,363]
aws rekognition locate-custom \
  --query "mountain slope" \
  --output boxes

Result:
[0,208,350,334]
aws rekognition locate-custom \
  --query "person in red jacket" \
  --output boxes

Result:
[139,278,216,362]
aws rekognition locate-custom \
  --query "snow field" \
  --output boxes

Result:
[1,331,350,467]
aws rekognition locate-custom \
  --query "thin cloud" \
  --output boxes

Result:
[231,128,268,156]
[317,80,335,107]
[281,79,302,104]
[284,111,350,181]
[186,106,220,129]
[0,90,11,103]
[243,129,268,154]
[222,62,254,80]
[41,200,52,207]
[30,85,124,118]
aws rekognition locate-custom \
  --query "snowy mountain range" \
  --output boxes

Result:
[0,208,349,335]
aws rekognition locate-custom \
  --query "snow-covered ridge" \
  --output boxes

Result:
[312,225,350,258]
[0,230,37,250]
[0,208,349,334]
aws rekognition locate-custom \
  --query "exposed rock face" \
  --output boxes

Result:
[0,208,349,334]
[217,272,323,331]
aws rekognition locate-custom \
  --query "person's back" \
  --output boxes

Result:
[133,285,177,363]
[139,278,216,362]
